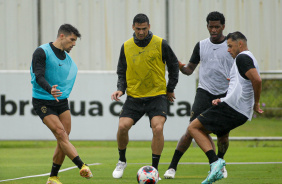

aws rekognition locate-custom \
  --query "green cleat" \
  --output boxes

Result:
[201,158,226,184]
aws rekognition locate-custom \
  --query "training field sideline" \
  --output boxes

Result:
[1,139,282,184]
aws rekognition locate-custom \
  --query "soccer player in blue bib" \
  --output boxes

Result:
[30,24,92,184]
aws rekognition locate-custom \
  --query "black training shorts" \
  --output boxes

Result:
[197,102,248,137]
[32,98,70,121]
[120,95,168,126]
[190,88,226,122]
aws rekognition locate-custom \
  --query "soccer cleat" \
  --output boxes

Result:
[201,158,226,184]
[46,176,62,184]
[222,166,228,178]
[164,168,176,179]
[79,164,93,179]
[201,178,212,184]
[159,177,162,180]
[112,161,127,178]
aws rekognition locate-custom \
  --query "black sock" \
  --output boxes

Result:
[217,151,225,159]
[50,163,61,177]
[205,150,218,164]
[168,150,184,171]
[152,154,161,171]
[118,148,126,162]
[72,156,84,169]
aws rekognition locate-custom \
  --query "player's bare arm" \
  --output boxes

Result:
[179,61,198,76]
[111,90,124,101]
[245,68,263,114]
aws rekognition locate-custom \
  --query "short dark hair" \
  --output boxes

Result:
[133,13,149,25]
[226,31,247,41]
[57,24,81,38]
[206,11,225,25]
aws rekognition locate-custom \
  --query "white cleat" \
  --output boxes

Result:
[159,177,162,180]
[222,166,228,178]
[112,161,127,179]
[164,168,176,179]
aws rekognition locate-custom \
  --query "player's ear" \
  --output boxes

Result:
[59,33,65,40]
[238,40,243,48]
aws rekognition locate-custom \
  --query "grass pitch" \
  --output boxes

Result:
[0,118,282,183]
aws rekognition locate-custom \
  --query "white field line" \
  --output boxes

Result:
[1,162,282,182]
[0,163,101,183]
[130,162,282,165]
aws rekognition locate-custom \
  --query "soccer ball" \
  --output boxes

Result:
[137,166,159,184]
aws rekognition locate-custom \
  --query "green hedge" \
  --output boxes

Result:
[259,79,282,118]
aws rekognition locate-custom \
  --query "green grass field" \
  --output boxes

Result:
[0,118,281,184]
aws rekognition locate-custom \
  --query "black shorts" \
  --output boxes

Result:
[120,95,168,126]
[197,102,248,137]
[32,98,70,121]
[190,88,226,122]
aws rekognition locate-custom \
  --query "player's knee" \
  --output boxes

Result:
[187,124,194,135]
[218,135,229,144]
[184,131,193,140]
[118,123,131,133]
[54,128,68,141]
[152,125,163,136]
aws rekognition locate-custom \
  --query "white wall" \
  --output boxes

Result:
[40,0,167,70]
[0,0,281,71]
[0,0,38,70]
[169,0,282,71]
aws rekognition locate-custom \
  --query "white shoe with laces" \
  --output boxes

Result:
[164,168,176,179]
[112,161,127,178]
[222,166,228,178]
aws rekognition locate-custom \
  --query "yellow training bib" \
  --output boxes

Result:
[124,35,166,98]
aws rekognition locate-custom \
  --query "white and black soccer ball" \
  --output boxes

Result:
[137,166,159,184]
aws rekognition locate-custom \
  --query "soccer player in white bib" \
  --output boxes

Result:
[188,31,263,183]
[164,11,233,179]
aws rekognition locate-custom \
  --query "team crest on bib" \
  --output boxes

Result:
[41,106,47,113]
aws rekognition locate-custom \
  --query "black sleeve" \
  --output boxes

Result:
[162,39,179,93]
[116,44,127,94]
[236,54,255,80]
[189,42,200,64]
[32,48,52,94]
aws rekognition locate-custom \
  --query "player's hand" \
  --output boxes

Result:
[111,91,124,101]
[51,85,62,102]
[254,103,264,114]
[167,92,175,102]
[178,61,185,70]
[212,98,221,106]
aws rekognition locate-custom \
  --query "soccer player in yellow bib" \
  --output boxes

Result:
[111,13,179,179]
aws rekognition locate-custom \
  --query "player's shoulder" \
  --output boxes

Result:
[33,47,45,58]
[236,53,253,62]
[199,37,210,44]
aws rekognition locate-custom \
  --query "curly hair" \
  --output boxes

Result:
[206,11,225,25]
